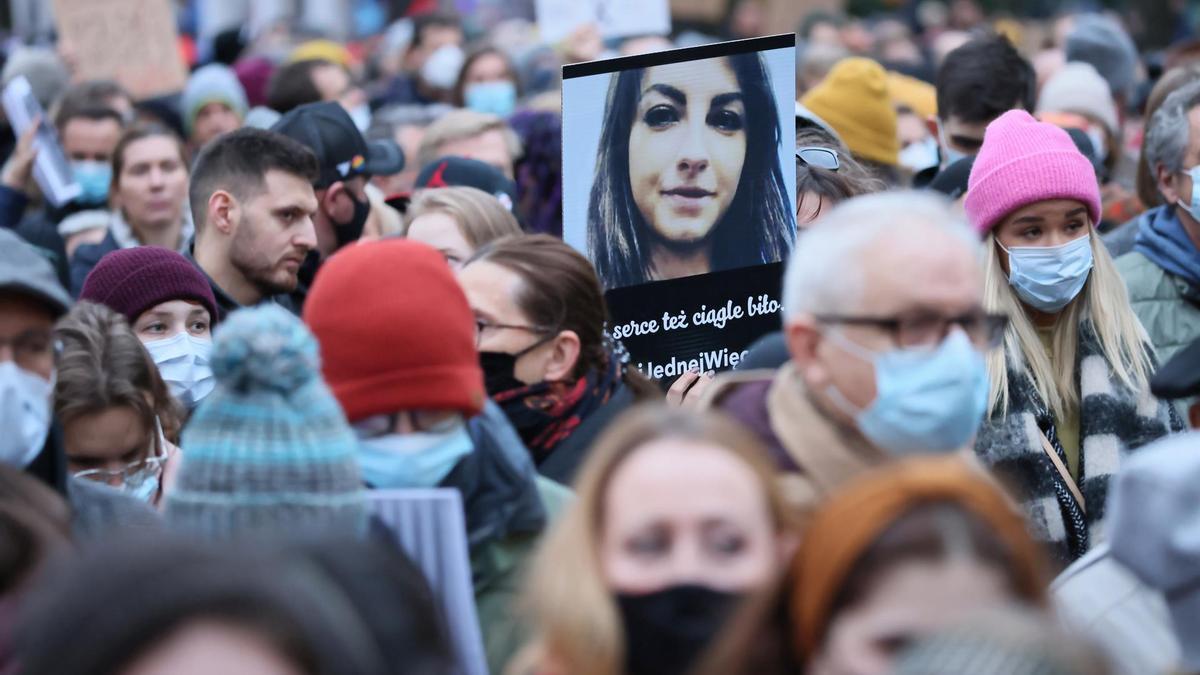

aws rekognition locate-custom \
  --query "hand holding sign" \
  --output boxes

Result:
[0,120,40,194]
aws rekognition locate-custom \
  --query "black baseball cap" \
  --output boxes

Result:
[414,156,518,213]
[1151,337,1200,400]
[271,101,404,187]
[927,154,976,200]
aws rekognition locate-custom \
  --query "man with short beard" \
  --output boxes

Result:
[187,128,319,320]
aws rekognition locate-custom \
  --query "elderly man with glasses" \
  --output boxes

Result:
[0,228,161,536]
[697,191,1004,514]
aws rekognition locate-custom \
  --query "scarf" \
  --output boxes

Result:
[109,208,195,252]
[973,319,1181,567]
[493,353,623,463]
[1134,205,1200,288]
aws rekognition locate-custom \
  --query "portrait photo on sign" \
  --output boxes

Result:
[562,34,796,290]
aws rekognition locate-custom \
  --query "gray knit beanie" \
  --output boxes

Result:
[1065,14,1139,100]
[181,63,249,135]
[1,47,69,110]
[166,304,366,540]
[893,607,1111,675]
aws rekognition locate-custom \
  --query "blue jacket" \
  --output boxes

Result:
[0,185,70,289]
[69,229,120,297]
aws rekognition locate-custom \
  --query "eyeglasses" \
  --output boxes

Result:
[72,441,167,487]
[0,329,56,372]
[353,411,463,438]
[796,146,840,172]
[814,310,1008,349]
[474,318,554,349]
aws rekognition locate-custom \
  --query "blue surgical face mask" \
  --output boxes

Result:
[125,467,161,503]
[348,103,371,133]
[0,362,53,469]
[421,43,465,90]
[1085,127,1108,164]
[937,120,969,167]
[1000,235,1094,313]
[1178,165,1200,222]
[124,419,166,503]
[824,330,990,455]
[72,160,112,205]
[899,136,940,173]
[465,81,517,118]
[356,422,474,489]
[144,333,214,409]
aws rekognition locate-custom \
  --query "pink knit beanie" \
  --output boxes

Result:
[964,110,1100,235]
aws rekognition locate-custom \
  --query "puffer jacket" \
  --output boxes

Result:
[1115,206,1200,365]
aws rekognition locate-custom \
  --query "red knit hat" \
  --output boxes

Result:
[303,239,484,422]
[79,246,218,325]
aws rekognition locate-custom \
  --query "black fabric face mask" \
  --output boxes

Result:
[616,584,742,675]
[478,332,556,397]
[334,190,371,248]
[479,351,526,396]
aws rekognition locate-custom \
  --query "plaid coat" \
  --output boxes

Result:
[973,321,1182,567]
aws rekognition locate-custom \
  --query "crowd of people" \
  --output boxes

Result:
[3,0,1200,674]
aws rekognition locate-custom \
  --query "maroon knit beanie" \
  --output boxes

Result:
[79,247,218,324]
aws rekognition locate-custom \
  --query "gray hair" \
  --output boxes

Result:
[366,103,455,142]
[782,191,978,320]
[1144,79,1200,177]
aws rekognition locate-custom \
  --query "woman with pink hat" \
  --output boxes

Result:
[964,110,1182,567]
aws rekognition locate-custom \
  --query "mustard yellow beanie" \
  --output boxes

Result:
[802,58,899,166]
[887,71,937,120]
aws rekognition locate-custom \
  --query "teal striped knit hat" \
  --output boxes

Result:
[166,304,366,539]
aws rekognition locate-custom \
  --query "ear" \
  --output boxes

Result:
[784,315,827,384]
[925,115,941,142]
[1158,163,1183,207]
[784,315,820,367]
[1188,403,1200,430]
[321,182,351,220]
[206,190,238,236]
[542,330,582,382]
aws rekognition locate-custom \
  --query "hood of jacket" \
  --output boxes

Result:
[1134,205,1200,288]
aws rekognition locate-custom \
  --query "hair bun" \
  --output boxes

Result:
[211,305,320,394]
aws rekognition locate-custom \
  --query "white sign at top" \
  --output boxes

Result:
[536,0,671,45]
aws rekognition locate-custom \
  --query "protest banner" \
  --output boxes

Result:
[369,489,488,675]
[536,0,671,45]
[51,0,187,100]
[670,0,845,29]
[562,33,796,382]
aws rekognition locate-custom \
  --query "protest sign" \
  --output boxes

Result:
[669,0,845,28]
[369,489,488,675]
[562,34,796,381]
[668,0,726,23]
[1,76,80,207]
[51,0,187,100]
[536,0,671,45]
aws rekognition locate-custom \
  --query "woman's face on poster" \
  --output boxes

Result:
[627,58,747,244]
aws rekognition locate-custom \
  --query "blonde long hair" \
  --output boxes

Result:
[512,404,798,675]
[983,226,1152,420]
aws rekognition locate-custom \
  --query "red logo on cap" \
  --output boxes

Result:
[427,161,450,188]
